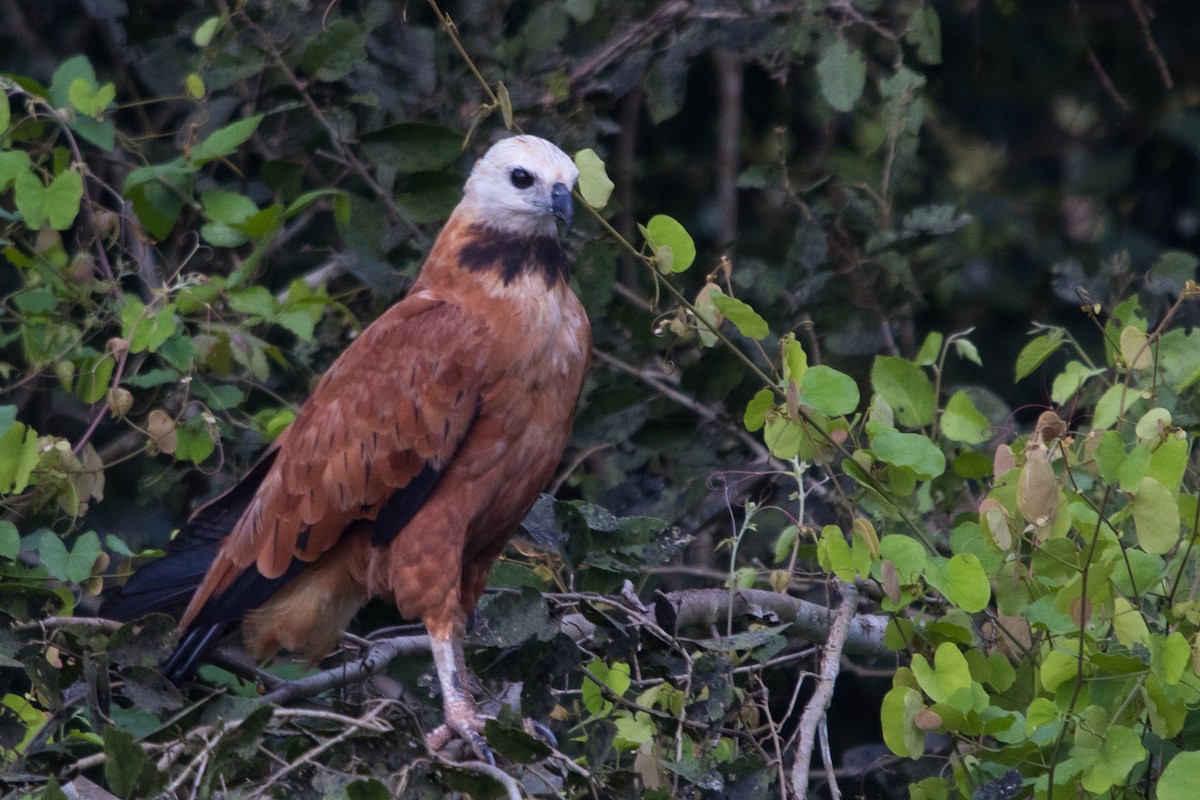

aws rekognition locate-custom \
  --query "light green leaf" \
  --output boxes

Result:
[879,534,927,582]
[14,169,49,228]
[1112,596,1150,647]
[0,150,31,192]
[0,92,9,133]
[1130,476,1180,555]
[1158,751,1200,800]
[184,73,206,101]
[881,686,925,758]
[1040,648,1077,693]
[871,356,934,427]
[46,170,84,230]
[941,391,990,444]
[1080,724,1146,793]
[911,643,971,706]
[194,15,222,47]
[943,554,989,612]
[1015,330,1066,381]
[816,39,866,112]
[1134,407,1171,441]
[744,389,774,433]
[1092,382,1137,430]
[954,338,982,366]
[574,149,614,209]
[645,214,695,272]
[38,530,102,583]
[782,334,808,384]
[711,294,768,340]
[68,77,115,117]
[0,421,39,494]
[1050,360,1103,404]
[799,365,859,417]
[190,114,264,166]
[872,429,946,480]
[202,190,259,224]
[1157,631,1190,685]
[817,525,856,581]
[915,332,943,366]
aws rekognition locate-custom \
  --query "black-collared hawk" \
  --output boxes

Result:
[103,135,591,756]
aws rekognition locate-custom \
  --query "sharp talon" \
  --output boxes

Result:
[527,720,558,748]
[471,735,495,767]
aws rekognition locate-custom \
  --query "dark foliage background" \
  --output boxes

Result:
[2,1,1200,798]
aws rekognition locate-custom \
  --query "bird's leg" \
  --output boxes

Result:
[425,635,492,762]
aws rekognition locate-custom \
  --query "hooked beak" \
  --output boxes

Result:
[550,182,574,234]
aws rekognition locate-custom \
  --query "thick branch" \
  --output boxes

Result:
[655,587,890,659]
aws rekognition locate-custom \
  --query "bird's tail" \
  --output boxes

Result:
[100,451,279,677]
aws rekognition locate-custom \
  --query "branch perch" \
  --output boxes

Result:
[654,587,889,659]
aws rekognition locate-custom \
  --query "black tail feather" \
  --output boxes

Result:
[163,623,231,682]
[100,450,282,681]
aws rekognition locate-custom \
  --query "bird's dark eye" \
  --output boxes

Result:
[510,168,534,189]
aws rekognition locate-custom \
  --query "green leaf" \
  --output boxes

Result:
[954,338,982,366]
[911,643,971,707]
[45,170,84,230]
[299,19,367,82]
[782,334,808,383]
[50,55,98,108]
[360,123,461,173]
[0,421,39,494]
[1111,596,1150,647]
[0,150,32,192]
[711,294,768,340]
[744,389,774,432]
[941,391,990,444]
[574,149,614,209]
[1040,648,1077,693]
[798,365,859,417]
[14,168,49,228]
[202,189,259,224]
[645,214,696,272]
[1158,751,1200,800]
[943,554,989,612]
[871,356,935,427]
[582,659,631,716]
[1050,360,1103,404]
[906,7,942,64]
[816,39,866,112]
[0,520,18,561]
[190,114,264,166]
[122,300,178,354]
[67,77,115,117]
[879,534,927,582]
[1156,631,1190,685]
[228,285,277,319]
[872,429,946,480]
[1130,476,1180,555]
[1015,330,1066,381]
[0,92,9,133]
[817,525,856,581]
[194,16,222,47]
[104,724,165,797]
[881,685,925,758]
[1092,382,1138,430]
[1079,724,1146,793]
[38,530,102,583]
[915,332,943,366]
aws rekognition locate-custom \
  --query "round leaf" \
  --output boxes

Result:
[574,148,614,209]
[645,214,695,272]
[943,554,990,612]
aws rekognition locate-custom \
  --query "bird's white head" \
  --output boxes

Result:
[459,135,579,237]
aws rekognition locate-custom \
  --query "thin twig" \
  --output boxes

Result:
[789,580,858,799]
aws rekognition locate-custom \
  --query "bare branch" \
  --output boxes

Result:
[655,586,889,659]
[789,580,858,799]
